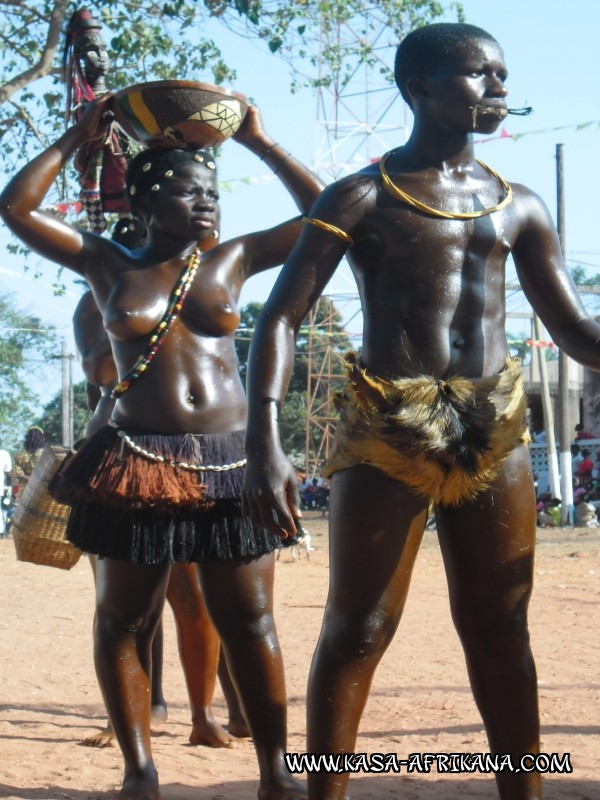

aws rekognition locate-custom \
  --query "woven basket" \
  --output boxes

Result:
[12,444,81,570]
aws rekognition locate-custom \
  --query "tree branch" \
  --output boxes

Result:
[0,0,70,105]
[8,99,45,144]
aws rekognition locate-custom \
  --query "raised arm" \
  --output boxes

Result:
[226,105,325,281]
[242,181,359,536]
[233,105,324,215]
[512,186,600,370]
[0,95,114,274]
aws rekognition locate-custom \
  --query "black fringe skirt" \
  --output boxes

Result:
[50,424,291,565]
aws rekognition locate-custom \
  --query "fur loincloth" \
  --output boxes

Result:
[50,425,291,565]
[324,353,530,507]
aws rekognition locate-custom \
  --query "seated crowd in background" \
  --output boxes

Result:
[0,426,48,537]
[534,424,600,528]
[299,477,330,512]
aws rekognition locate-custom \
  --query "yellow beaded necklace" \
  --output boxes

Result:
[379,151,512,219]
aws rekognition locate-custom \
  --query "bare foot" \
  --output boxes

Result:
[189,717,240,748]
[151,703,168,726]
[119,767,160,800]
[258,774,307,800]
[81,724,115,748]
[227,715,251,738]
[82,704,167,748]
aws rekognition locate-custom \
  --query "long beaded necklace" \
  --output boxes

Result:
[379,151,512,219]
[111,245,202,399]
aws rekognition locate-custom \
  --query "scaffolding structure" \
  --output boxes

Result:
[304,8,407,478]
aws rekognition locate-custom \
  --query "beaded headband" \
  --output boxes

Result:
[129,153,216,197]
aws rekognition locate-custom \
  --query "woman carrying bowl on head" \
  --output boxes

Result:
[0,93,323,800]
[73,284,249,751]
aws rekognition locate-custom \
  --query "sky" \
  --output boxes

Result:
[2,0,599,410]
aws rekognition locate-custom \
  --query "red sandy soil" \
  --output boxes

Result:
[1,514,598,799]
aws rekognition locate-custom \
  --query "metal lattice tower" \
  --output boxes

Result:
[312,11,407,180]
[304,8,408,478]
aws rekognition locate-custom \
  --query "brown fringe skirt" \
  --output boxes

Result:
[50,425,290,565]
[324,353,530,507]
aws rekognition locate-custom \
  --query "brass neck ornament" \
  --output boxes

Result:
[379,152,512,220]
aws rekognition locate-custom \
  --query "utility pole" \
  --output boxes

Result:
[533,315,560,497]
[61,339,74,449]
[556,144,573,524]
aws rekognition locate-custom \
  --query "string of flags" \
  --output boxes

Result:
[507,337,558,353]
[477,120,600,145]
[525,339,558,352]
[45,118,599,214]
[51,200,83,215]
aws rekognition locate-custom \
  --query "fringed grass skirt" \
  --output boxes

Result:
[50,425,287,565]
[325,353,530,507]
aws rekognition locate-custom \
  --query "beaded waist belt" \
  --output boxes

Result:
[108,422,247,473]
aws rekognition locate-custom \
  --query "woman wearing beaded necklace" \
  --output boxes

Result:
[72,285,249,750]
[242,22,600,800]
[0,95,323,800]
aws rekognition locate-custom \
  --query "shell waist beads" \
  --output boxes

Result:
[111,246,202,399]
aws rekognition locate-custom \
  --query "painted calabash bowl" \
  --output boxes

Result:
[110,80,248,149]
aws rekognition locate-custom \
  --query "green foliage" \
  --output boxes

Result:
[570,265,600,287]
[235,297,351,458]
[0,0,460,279]
[36,380,90,444]
[507,330,558,365]
[0,295,61,450]
[0,0,247,192]
[235,301,265,387]
[278,390,307,457]
[222,1,464,93]
[506,331,529,359]
[0,0,459,181]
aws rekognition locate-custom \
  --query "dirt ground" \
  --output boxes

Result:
[0,513,598,800]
